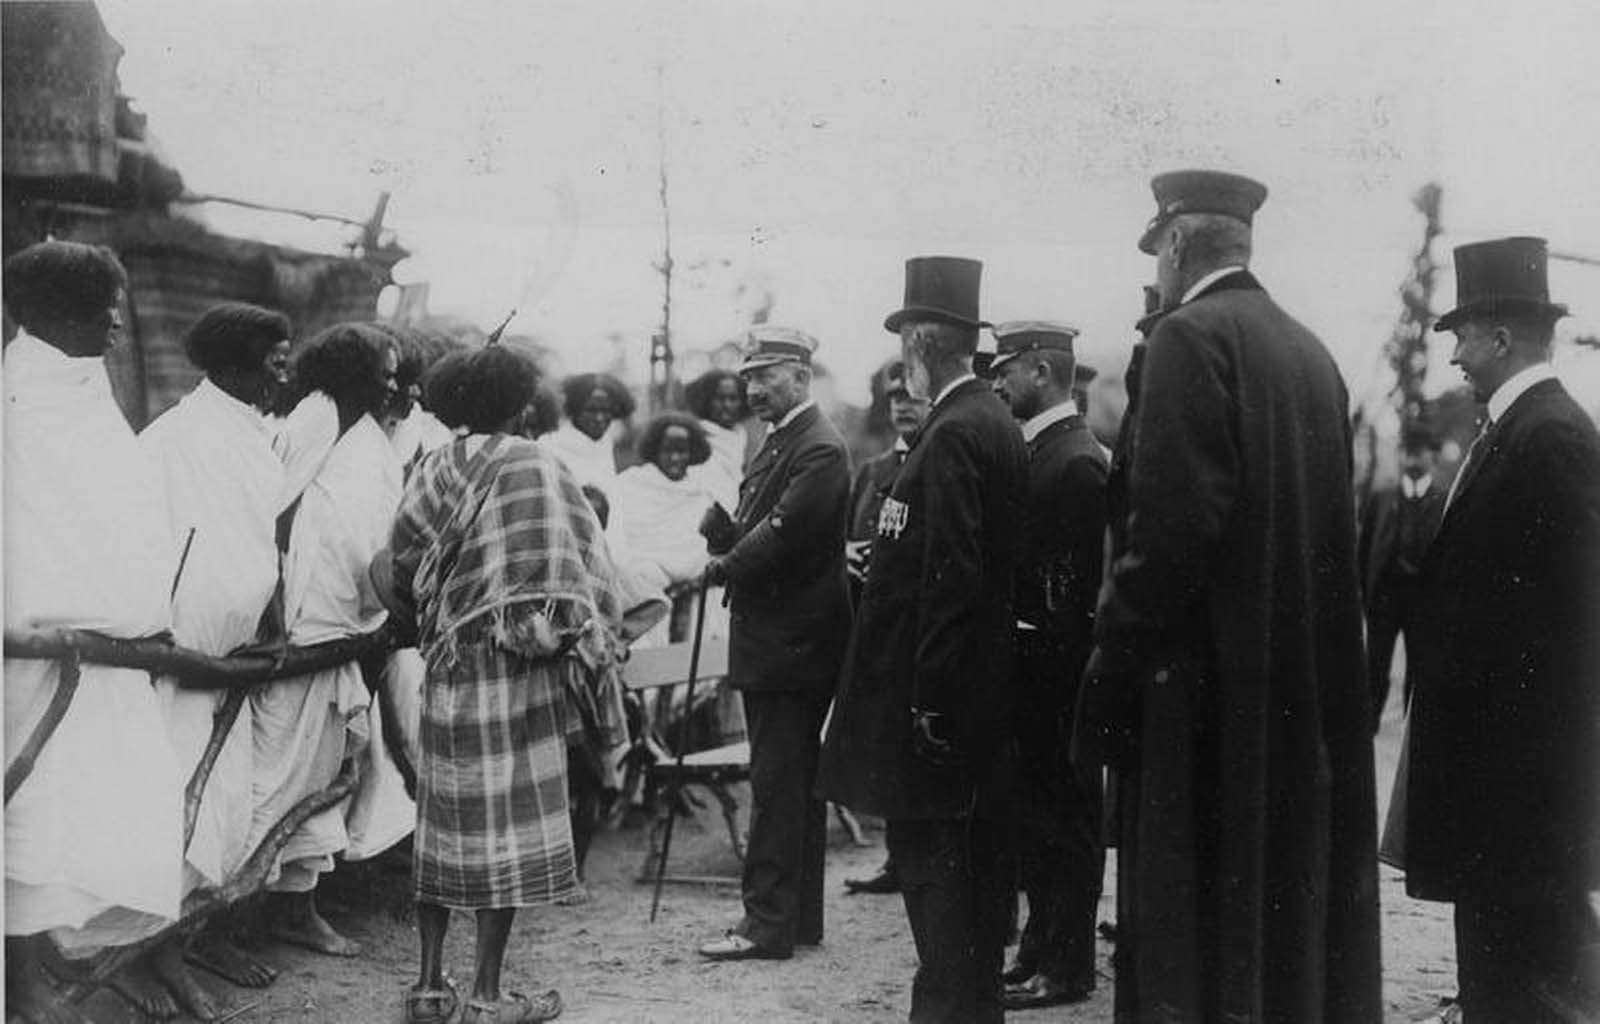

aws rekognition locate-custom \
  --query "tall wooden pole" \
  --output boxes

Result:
[651,61,675,416]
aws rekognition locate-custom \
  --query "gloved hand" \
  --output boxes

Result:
[699,502,737,554]
[910,707,967,769]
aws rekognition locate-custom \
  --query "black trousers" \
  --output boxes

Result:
[1011,633,1104,988]
[734,688,828,953]
[888,790,1012,1024]
[1455,877,1600,1023]
[1366,577,1419,719]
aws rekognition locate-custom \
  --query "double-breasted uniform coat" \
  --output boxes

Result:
[717,402,851,953]
[1009,410,1108,990]
[1078,270,1382,1023]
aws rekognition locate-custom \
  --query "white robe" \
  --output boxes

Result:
[3,332,183,951]
[611,463,729,648]
[697,418,746,512]
[250,406,400,884]
[140,378,281,890]
[388,407,456,475]
[541,420,619,495]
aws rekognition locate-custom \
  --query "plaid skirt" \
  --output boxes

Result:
[413,640,580,909]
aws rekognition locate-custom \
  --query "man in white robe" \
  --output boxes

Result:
[3,242,183,1022]
[250,325,401,956]
[138,303,293,1013]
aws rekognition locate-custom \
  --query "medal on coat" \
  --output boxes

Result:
[877,496,909,540]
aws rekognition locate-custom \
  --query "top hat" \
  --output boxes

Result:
[988,320,1079,372]
[1138,169,1268,255]
[1433,236,1569,333]
[883,256,990,333]
[737,325,819,373]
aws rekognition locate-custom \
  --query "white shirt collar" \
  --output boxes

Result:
[1181,265,1247,306]
[891,435,911,453]
[775,398,815,431]
[1487,363,1557,425]
[933,373,977,408]
[1400,474,1434,500]
[1020,398,1079,443]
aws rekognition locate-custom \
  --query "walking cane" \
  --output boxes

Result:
[649,568,712,923]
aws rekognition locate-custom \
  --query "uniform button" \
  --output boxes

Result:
[1154,668,1171,684]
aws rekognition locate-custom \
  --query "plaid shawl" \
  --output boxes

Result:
[391,434,625,677]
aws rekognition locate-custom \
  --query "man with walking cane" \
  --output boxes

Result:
[695,326,852,961]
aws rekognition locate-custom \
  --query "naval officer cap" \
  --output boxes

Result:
[736,325,819,374]
[1138,169,1269,255]
[988,320,1080,372]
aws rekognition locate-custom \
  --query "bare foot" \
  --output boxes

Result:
[8,960,90,1024]
[269,909,361,958]
[152,941,228,1021]
[186,931,279,988]
[108,958,180,1020]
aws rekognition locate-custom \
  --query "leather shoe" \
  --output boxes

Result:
[843,868,900,895]
[1000,958,1036,986]
[697,932,791,962]
[1002,973,1093,1010]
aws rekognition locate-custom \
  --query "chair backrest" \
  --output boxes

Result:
[621,636,731,693]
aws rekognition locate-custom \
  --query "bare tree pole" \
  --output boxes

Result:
[650,60,675,416]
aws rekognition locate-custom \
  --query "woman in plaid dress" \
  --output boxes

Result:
[388,345,627,1024]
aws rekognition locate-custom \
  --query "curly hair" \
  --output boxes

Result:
[185,302,292,374]
[636,411,711,468]
[561,372,636,422]
[424,345,542,434]
[288,322,395,411]
[3,241,128,329]
[684,368,748,421]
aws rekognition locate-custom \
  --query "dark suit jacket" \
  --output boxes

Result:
[720,403,852,693]
[1405,377,1600,899]
[1078,270,1381,1022]
[817,378,1028,820]
[1356,481,1444,611]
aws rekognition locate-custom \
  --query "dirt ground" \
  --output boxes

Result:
[73,692,1457,1023]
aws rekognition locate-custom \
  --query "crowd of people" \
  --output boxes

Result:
[4,164,1600,1024]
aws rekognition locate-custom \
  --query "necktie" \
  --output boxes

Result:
[1444,422,1490,511]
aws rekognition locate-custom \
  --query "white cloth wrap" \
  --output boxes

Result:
[140,378,282,889]
[250,408,403,883]
[3,332,182,951]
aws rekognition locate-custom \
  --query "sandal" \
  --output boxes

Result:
[405,979,459,1024]
[461,989,562,1023]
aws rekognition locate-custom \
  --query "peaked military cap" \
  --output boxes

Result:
[737,325,819,373]
[988,320,1079,372]
[1138,169,1269,255]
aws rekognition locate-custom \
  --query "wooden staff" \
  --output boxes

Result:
[3,645,81,805]
[649,570,711,923]
[65,754,367,1004]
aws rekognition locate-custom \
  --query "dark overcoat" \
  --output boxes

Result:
[817,379,1027,820]
[719,403,852,693]
[1078,271,1382,1023]
[1404,377,1600,900]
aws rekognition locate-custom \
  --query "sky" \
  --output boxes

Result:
[96,0,1600,406]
